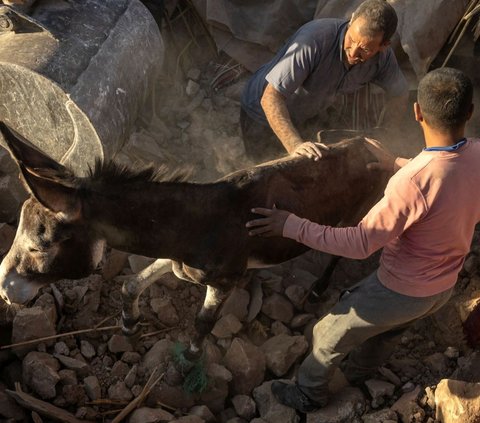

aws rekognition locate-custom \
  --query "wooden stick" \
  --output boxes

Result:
[0,325,121,350]
[448,0,477,43]
[111,368,164,423]
[464,2,480,21]
[7,383,93,423]
[442,16,473,67]
[140,326,177,339]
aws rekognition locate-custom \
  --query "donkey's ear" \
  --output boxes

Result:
[0,122,81,218]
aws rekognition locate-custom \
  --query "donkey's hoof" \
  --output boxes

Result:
[121,315,142,342]
[172,343,199,373]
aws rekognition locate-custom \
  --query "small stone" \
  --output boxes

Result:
[108,334,133,353]
[108,381,132,401]
[125,364,138,388]
[121,351,141,364]
[80,340,96,359]
[58,369,77,386]
[84,375,101,400]
[54,342,70,356]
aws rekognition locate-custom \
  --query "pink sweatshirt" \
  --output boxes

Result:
[283,139,480,297]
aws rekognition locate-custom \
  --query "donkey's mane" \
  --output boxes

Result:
[88,159,192,185]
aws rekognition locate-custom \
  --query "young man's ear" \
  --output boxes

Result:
[414,102,423,123]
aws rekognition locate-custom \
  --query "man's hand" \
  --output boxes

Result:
[246,206,291,237]
[292,141,329,161]
[364,137,396,172]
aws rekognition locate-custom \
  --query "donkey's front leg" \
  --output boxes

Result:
[185,284,229,360]
[121,258,172,336]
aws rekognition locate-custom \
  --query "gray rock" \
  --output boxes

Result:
[111,360,130,381]
[84,375,102,400]
[378,367,401,386]
[142,338,174,374]
[362,409,398,423]
[423,352,449,374]
[252,380,300,423]
[122,351,142,364]
[80,340,96,359]
[207,362,232,383]
[219,287,250,321]
[108,381,133,401]
[261,334,308,377]
[175,416,205,423]
[211,314,243,338]
[390,386,423,423]
[54,354,90,377]
[224,338,266,395]
[33,293,57,325]
[306,386,365,423]
[290,313,315,329]
[364,379,395,400]
[12,307,56,358]
[125,364,138,388]
[128,406,175,423]
[189,405,216,422]
[271,321,291,336]
[435,379,480,423]
[150,297,179,326]
[58,369,77,386]
[108,334,134,353]
[54,341,70,356]
[22,352,60,399]
[285,285,307,310]
[261,293,294,323]
[232,394,257,420]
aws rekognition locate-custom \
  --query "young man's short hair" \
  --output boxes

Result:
[418,67,473,130]
[352,0,398,42]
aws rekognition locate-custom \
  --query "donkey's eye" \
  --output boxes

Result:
[38,224,46,235]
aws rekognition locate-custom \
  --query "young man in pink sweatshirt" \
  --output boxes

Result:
[246,67,480,413]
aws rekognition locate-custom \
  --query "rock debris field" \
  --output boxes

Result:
[0,54,480,423]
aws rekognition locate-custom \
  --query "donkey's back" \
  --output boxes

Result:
[218,137,385,268]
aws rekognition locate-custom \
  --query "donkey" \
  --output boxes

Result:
[0,122,388,358]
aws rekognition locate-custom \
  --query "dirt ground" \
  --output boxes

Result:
[1,4,480,423]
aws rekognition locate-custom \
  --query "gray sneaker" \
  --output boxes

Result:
[271,381,327,413]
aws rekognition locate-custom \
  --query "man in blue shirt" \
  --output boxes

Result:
[240,0,408,163]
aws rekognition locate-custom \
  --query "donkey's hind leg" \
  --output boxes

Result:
[121,258,172,336]
[185,284,229,360]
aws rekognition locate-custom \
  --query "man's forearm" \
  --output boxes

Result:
[261,83,303,153]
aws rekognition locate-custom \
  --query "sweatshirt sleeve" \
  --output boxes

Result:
[282,174,427,259]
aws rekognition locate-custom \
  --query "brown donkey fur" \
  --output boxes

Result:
[0,122,387,357]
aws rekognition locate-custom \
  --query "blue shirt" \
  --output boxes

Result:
[241,19,408,126]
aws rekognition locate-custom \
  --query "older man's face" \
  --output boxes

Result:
[343,17,389,66]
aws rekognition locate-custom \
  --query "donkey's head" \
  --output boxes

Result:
[0,123,105,305]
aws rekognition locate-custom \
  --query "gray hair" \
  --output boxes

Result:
[352,0,398,42]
